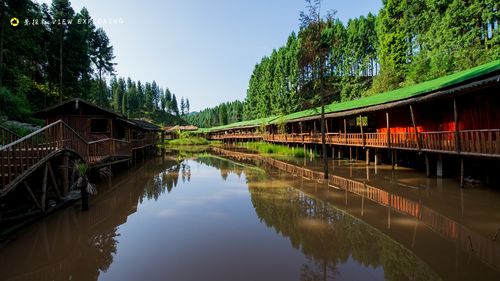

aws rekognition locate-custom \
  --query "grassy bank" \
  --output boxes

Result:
[165,137,210,146]
[238,141,316,158]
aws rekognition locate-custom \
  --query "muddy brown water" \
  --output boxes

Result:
[0,151,499,281]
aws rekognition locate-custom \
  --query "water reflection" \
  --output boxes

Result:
[249,185,439,281]
[0,157,177,281]
[0,152,498,281]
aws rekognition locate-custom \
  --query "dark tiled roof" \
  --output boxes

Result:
[131,119,162,131]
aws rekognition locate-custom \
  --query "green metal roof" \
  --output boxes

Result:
[201,59,500,132]
[198,116,279,133]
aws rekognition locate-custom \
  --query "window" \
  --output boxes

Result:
[90,119,109,133]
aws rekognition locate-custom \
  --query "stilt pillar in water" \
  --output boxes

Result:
[375,149,382,165]
[365,148,370,166]
[391,150,395,170]
[349,147,352,161]
[62,152,69,196]
[436,155,443,177]
[460,157,464,188]
[355,147,359,160]
[332,146,335,160]
[425,154,431,178]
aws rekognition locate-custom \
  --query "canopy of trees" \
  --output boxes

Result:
[0,0,187,126]
[226,0,499,123]
[185,100,244,128]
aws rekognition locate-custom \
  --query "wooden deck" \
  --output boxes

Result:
[0,120,157,197]
[209,129,500,157]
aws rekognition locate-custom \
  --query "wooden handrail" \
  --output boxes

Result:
[0,125,20,146]
[1,120,158,191]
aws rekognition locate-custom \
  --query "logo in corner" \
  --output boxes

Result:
[10,17,20,27]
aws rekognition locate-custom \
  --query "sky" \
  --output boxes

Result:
[37,0,383,112]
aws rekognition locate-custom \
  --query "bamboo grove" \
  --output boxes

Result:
[191,0,500,127]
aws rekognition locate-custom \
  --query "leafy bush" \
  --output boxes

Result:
[166,137,209,146]
[0,87,32,121]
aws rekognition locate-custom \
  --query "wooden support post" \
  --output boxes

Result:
[24,182,42,210]
[460,157,464,188]
[409,105,421,150]
[47,162,62,199]
[386,111,391,148]
[395,150,398,169]
[454,98,461,153]
[366,148,370,166]
[42,164,48,212]
[344,118,347,144]
[425,154,431,178]
[375,149,382,165]
[359,115,365,147]
[62,153,69,196]
[436,155,443,177]
[332,146,335,160]
[390,150,395,171]
[349,147,352,161]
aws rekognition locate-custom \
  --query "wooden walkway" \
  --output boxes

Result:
[210,130,500,157]
[0,120,156,199]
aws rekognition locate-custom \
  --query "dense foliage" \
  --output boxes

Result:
[185,100,244,128]
[0,0,188,125]
[193,0,499,124]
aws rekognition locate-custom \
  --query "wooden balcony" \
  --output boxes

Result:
[209,129,500,157]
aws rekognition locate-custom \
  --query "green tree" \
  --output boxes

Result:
[171,94,179,116]
[299,0,334,179]
[180,97,186,116]
[90,28,115,107]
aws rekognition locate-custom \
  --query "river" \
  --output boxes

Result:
[0,148,499,281]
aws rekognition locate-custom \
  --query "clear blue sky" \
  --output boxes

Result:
[38,0,382,112]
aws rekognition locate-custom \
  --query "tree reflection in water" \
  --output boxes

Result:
[192,154,441,280]
[247,178,441,281]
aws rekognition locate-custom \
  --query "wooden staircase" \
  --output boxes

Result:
[0,120,156,198]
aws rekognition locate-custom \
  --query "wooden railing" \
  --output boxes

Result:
[0,125,20,146]
[130,137,157,149]
[210,129,500,157]
[459,129,500,155]
[0,121,88,192]
[0,120,158,193]
[420,131,456,152]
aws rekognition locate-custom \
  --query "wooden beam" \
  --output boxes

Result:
[359,115,365,147]
[42,164,48,212]
[23,182,42,210]
[409,105,421,150]
[460,157,464,188]
[454,98,461,153]
[62,153,69,196]
[386,111,391,148]
[344,118,347,144]
[47,162,62,199]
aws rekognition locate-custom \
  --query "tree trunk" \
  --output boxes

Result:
[99,68,103,106]
[59,29,63,103]
[321,103,328,179]
[0,17,4,87]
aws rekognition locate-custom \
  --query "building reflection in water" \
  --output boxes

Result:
[1,151,499,281]
[0,157,179,281]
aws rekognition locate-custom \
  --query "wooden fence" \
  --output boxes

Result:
[0,120,157,193]
[210,130,500,157]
